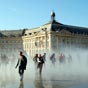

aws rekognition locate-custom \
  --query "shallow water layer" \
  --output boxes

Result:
[0,59,88,88]
[0,48,88,88]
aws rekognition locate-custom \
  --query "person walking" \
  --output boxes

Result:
[42,53,46,65]
[37,54,44,75]
[15,51,27,81]
[33,54,38,71]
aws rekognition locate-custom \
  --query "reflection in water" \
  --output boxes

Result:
[19,81,24,88]
[34,75,44,88]
[50,80,66,88]
[0,49,88,88]
[0,80,7,88]
[34,74,75,88]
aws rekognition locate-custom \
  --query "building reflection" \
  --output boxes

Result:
[0,80,7,88]
[34,75,67,88]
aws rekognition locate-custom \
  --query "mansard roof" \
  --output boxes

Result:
[47,20,88,34]
[0,29,25,37]
[24,19,88,36]
[59,25,88,34]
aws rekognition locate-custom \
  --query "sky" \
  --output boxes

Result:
[0,0,88,30]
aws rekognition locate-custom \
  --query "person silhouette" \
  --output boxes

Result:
[42,53,46,65]
[15,51,27,81]
[37,54,44,75]
[33,54,38,71]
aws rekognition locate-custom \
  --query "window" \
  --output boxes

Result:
[24,34,27,36]
[6,41,8,43]
[29,33,32,35]
[34,32,36,34]
[2,41,4,43]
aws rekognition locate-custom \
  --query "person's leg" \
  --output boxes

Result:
[22,69,24,76]
[20,69,24,81]
[19,67,22,76]
[39,64,43,75]
[19,67,24,81]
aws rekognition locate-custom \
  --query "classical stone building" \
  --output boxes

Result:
[0,11,88,57]
[22,11,88,56]
[0,30,24,57]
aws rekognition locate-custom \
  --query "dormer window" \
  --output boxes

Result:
[42,28,47,31]
[34,32,36,34]
[24,34,27,36]
[29,33,32,35]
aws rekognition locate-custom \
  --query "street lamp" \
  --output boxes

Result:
[41,28,47,52]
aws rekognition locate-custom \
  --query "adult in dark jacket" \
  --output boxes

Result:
[15,51,27,81]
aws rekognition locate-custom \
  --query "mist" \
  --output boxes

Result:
[0,45,88,87]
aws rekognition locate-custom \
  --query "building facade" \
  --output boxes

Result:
[0,11,88,57]
[0,30,24,57]
[22,12,88,56]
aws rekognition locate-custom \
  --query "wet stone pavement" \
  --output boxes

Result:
[0,56,88,88]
